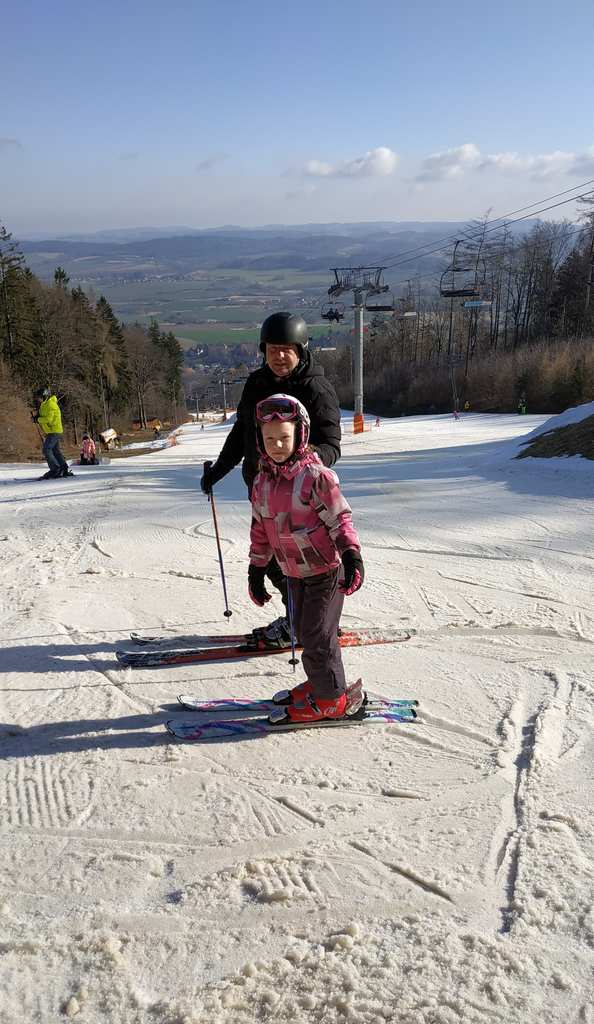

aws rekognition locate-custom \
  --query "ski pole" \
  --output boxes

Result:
[203,460,232,620]
[286,578,299,671]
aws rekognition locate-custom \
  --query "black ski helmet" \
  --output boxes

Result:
[259,312,309,355]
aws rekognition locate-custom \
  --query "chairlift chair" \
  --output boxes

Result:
[439,262,483,299]
[321,301,345,323]
[365,291,396,314]
[440,241,487,299]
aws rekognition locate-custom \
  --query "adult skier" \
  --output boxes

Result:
[200,312,342,646]
[249,394,364,724]
[32,387,73,479]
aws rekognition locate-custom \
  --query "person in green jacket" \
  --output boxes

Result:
[32,387,73,479]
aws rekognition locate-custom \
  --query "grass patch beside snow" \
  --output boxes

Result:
[516,414,594,460]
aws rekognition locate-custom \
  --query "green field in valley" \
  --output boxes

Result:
[92,269,332,326]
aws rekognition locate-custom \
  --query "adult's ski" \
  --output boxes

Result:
[129,630,249,646]
[129,625,413,647]
[117,627,413,668]
[166,703,417,742]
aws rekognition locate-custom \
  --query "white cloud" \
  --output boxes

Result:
[416,142,594,183]
[302,146,399,179]
[416,143,481,182]
[303,159,334,177]
[479,150,575,179]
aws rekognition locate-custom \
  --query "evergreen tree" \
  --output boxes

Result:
[0,224,31,370]
[96,295,130,418]
[147,319,184,421]
[54,266,70,289]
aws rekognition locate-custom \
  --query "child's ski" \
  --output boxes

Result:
[166,704,417,742]
[177,694,419,713]
[116,627,412,668]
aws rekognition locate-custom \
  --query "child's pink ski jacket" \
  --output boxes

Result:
[81,438,96,459]
[249,449,360,579]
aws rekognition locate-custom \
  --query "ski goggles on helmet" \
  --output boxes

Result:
[256,395,302,423]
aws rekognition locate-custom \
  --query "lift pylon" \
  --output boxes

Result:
[327,266,389,433]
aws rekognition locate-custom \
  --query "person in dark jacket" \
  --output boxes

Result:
[200,311,342,645]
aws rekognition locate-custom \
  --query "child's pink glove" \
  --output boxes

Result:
[248,564,272,607]
[340,549,364,596]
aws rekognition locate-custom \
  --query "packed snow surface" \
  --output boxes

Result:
[1,411,594,1023]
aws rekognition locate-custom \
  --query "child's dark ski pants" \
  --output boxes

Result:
[288,568,346,700]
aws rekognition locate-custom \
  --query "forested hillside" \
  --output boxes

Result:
[0,225,184,459]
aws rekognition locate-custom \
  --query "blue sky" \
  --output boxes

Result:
[2,0,594,234]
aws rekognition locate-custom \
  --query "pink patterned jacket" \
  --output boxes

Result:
[81,438,96,460]
[249,449,360,579]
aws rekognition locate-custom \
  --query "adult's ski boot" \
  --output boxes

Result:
[252,615,292,649]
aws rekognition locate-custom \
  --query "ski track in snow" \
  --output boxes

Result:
[1,412,594,1022]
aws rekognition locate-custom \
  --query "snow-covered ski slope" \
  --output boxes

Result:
[1,410,594,1023]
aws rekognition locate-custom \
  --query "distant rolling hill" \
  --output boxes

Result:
[19,222,477,285]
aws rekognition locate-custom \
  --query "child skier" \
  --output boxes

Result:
[248,394,364,725]
[80,433,98,465]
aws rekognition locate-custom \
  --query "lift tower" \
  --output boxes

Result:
[328,267,388,433]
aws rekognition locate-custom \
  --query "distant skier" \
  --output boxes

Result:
[200,312,341,647]
[375,416,380,428]
[80,433,98,465]
[518,395,528,415]
[464,400,470,412]
[453,408,461,420]
[32,387,73,479]
[248,394,364,725]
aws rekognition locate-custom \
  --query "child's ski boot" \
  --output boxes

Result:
[268,692,347,725]
[269,678,366,725]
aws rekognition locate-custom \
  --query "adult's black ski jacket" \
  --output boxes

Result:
[212,352,341,491]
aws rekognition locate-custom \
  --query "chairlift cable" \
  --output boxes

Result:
[375,178,594,269]
[353,179,594,277]
[365,221,589,302]
[380,186,594,272]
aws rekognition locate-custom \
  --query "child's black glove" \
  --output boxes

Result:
[248,564,272,607]
[340,548,364,595]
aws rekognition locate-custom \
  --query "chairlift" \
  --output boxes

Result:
[365,291,396,314]
[321,301,345,323]
[440,240,486,299]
